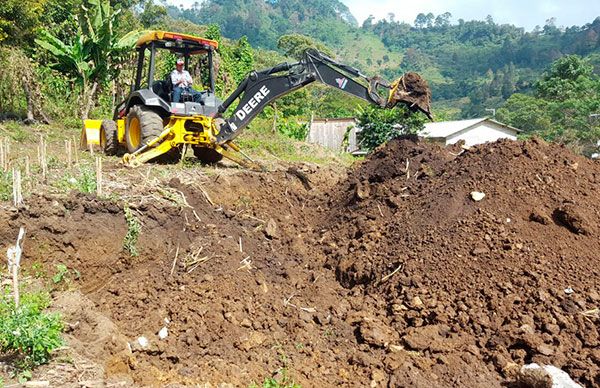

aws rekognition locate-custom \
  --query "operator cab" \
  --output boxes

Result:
[116,31,223,120]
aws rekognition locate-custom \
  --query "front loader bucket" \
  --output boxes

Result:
[81,119,103,150]
[388,73,433,120]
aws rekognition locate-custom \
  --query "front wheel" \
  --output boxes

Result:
[125,105,162,153]
[100,120,118,156]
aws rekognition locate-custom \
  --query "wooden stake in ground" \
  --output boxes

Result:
[65,140,72,168]
[39,135,47,182]
[4,138,10,172]
[0,138,4,172]
[12,168,22,208]
[96,156,102,196]
[0,138,9,172]
[25,156,30,178]
[71,136,79,165]
[7,227,26,307]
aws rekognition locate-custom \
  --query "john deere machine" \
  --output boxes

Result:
[82,30,432,168]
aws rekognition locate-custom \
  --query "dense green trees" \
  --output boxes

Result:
[498,55,600,151]
[2,0,600,153]
[35,0,141,119]
[173,1,600,122]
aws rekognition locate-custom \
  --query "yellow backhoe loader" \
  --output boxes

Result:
[81,30,432,169]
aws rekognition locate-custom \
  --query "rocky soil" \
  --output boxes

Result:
[1,137,599,387]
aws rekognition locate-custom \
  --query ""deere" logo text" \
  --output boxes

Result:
[235,85,271,121]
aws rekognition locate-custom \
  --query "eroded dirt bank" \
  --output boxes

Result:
[1,137,599,387]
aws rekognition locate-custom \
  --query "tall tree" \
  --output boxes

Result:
[35,0,141,118]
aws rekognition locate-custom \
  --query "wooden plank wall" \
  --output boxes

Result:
[307,118,357,152]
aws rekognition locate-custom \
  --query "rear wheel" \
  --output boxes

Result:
[125,105,180,163]
[100,120,118,156]
[193,147,223,164]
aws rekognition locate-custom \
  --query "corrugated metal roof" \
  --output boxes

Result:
[419,118,522,139]
[420,118,487,138]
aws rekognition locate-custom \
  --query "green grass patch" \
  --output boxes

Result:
[0,121,32,143]
[237,118,356,166]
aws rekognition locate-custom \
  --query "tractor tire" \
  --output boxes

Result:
[193,147,223,164]
[100,120,119,156]
[125,105,162,153]
[125,105,181,163]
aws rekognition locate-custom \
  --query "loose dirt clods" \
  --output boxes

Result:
[2,137,600,386]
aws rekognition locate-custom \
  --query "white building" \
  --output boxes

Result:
[419,118,521,147]
[307,116,521,154]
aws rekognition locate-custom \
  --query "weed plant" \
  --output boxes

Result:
[123,206,141,256]
[56,165,97,194]
[0,290,63,371]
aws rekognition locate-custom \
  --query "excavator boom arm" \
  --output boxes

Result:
[216,49,432,144]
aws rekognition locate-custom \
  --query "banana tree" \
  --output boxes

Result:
[35,0,143,119]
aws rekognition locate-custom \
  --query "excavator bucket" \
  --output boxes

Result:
[387,73,433,120]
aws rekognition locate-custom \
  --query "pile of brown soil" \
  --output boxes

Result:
[2,137,599,387]
[320,136,600,386]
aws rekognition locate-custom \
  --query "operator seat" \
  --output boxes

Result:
[152,79,171,102]
[163,74,196,103]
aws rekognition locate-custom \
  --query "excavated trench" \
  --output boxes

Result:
[1,137,600,387]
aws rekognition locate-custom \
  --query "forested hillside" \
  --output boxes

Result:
[170,1,600,118]
[1,0,599,153]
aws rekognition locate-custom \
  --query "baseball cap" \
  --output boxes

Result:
[176,58,184,65]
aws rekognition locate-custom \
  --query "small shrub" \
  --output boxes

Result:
[51,264,78,287]
[0,290,63,370]
[355,105,426,151]
[277,119,308,141]
[52,264,69,284]
[123,206,141,256]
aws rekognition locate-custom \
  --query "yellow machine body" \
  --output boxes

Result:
[80,119,103,149]
[81,114,261,169]
[122,114,215,165]
[116,119,126,143]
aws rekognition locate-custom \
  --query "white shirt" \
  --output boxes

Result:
[171,69,193,88]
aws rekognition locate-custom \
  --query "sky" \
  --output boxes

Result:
[169,0,600,31]
[343,0,600,31]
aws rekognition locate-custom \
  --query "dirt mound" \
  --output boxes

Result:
[3,167,397,387]
[2,138,600,387]
[321,136,600,385]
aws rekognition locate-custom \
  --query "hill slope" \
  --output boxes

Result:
[169,1,600,117]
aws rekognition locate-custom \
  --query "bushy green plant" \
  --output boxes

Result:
[56,165,97,194]
[123,206,141,256]
[355,105,426,151]
[0,290,63,370]
[277,119,308,141]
